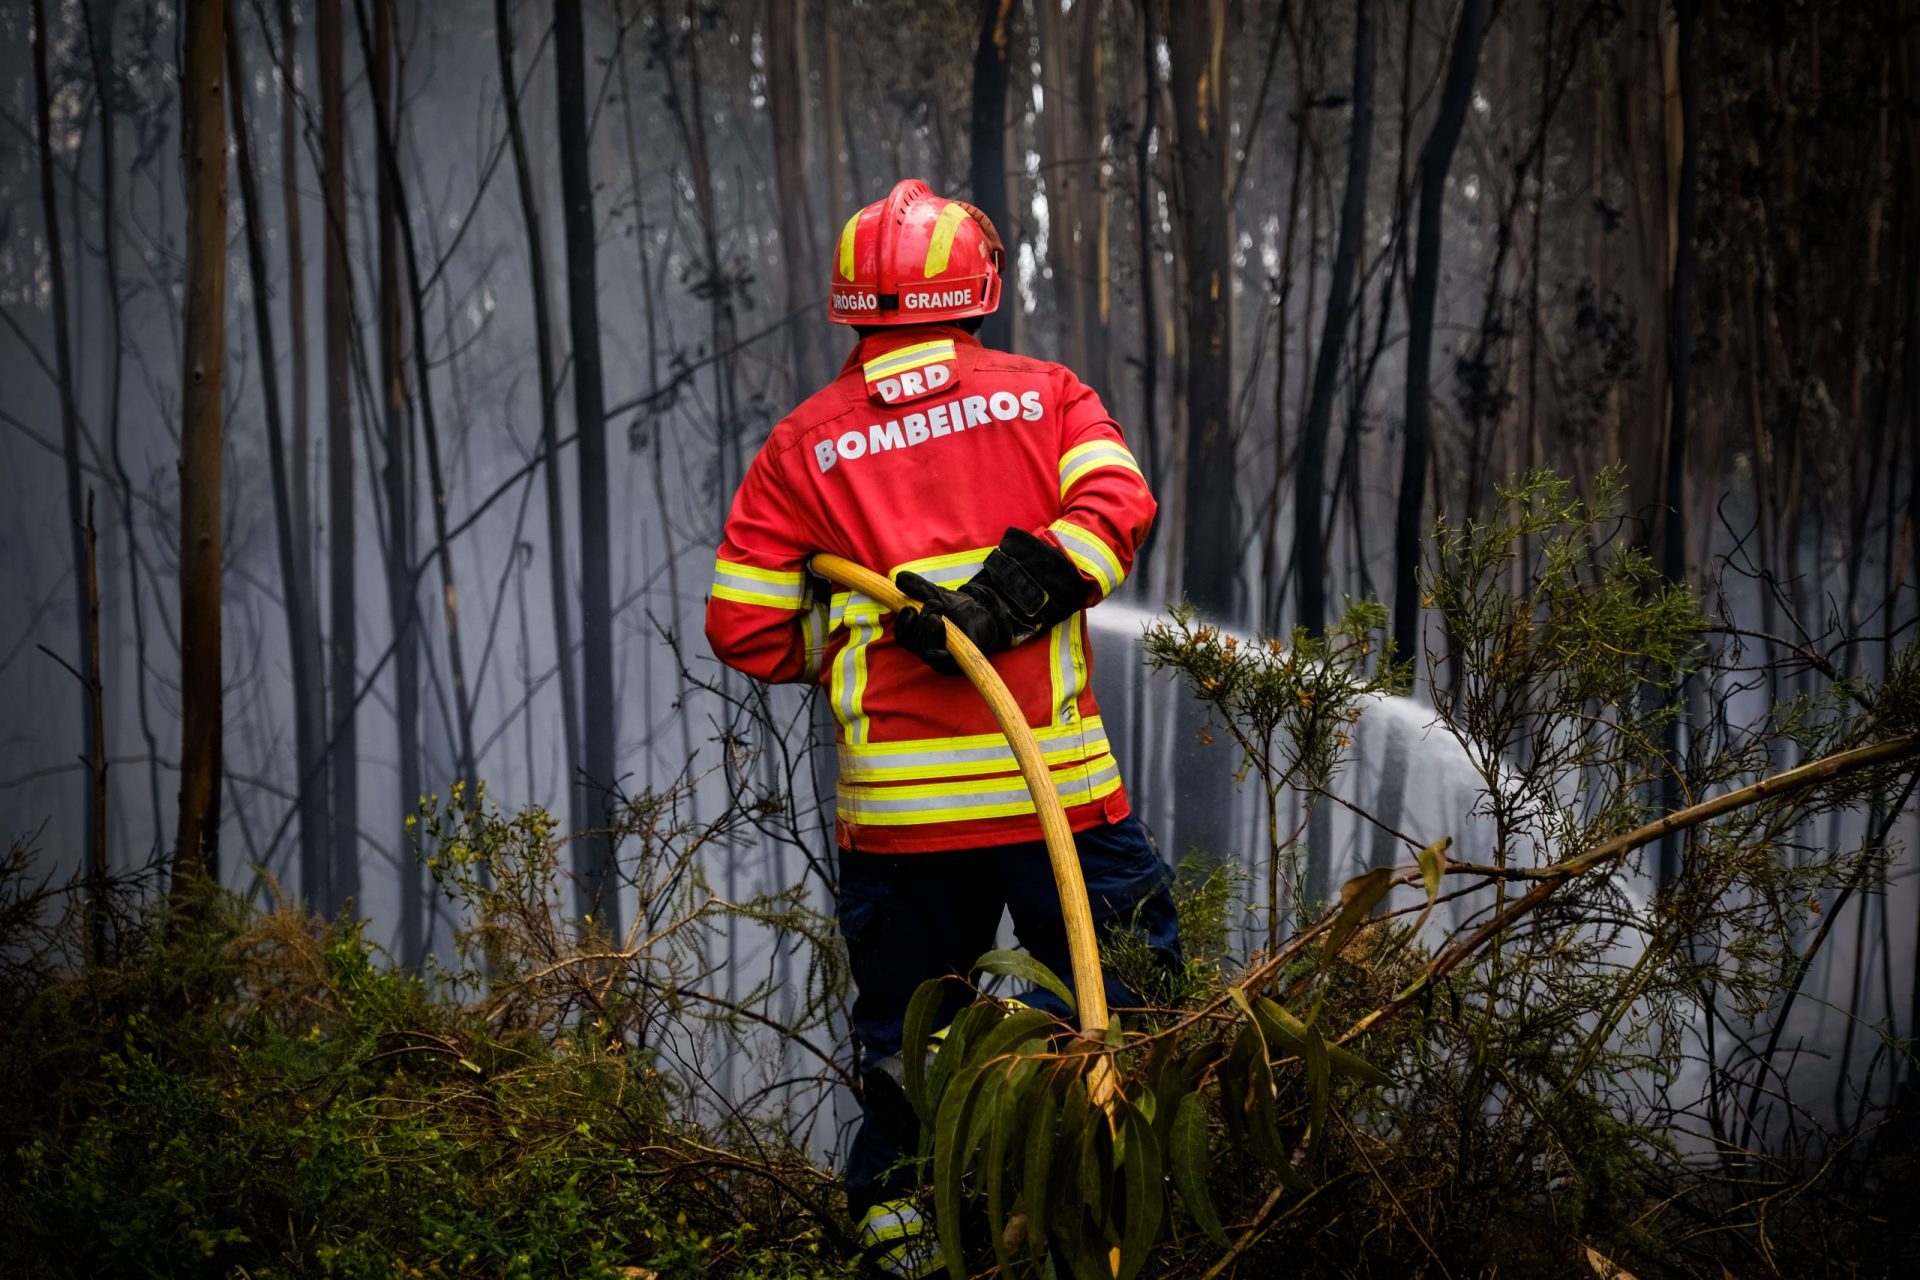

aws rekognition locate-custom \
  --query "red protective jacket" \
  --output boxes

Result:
[704,325,1155,853]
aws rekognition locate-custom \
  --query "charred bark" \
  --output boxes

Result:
[1168,0,1235,616]
[1298,0,1374,638]
[555,0,620,930]
[30,0,105,900]
[765,0,823,391]
[970,0,1015,352]
[1656,0,1699,885]
[320,0,360,915]
[1392,0,1488,664]
[499,0,583,843]
[226,0,326,923]
[172,0,229,899]
[361,0,423,961]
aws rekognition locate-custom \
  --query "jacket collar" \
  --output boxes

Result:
[839,324,982,379]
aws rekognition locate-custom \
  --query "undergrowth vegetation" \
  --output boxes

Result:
[4,472,1918,1278]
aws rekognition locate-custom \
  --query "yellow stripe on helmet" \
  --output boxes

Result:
[923,203,972,278]
[837,210,861,282]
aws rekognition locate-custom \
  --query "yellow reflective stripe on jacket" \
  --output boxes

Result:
[862,339,957,382]
[1058,439,1143,499]
[1049,519,1124,597]
[829,549,989,745]
[839,717,1109,782]
[711,557,807,609]
[1047,612,1089,728]
[832,603,883,745]
[838,754,1122,825]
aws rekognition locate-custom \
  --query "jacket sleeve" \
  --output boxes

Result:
[1036,369,1156,601]
[704,441,829,684]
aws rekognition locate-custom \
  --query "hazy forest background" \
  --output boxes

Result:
[3,0,1920,1276]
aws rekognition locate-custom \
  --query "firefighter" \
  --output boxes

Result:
[704,178,1180,1277]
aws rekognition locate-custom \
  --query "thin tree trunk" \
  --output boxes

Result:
[1392,0,1487,664]
[80,0,164,859]
[1298,0,1375,638]
[226,0,328,925]
[970,0,1015,352]
[1168,0,1234,615]
[765,0,821,392]
[271,0,328,900]
[320,0,359,916]
[1656,0,1700,885]
[31,0,104,897]
[172,0,228,899]
[555,0,619,930]
[1131,0,1161,584]
[614,5,696,808]
[1164,0,1239,866]
[358,0,423,961]
[81,493,106,960]
[499,0,583,846]
[1261,3,1311,633]
[1038,0,1087,372]
[821,0,853,221]
[1074,0,1109,399]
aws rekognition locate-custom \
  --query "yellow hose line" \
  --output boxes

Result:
[808,554,1112,1046]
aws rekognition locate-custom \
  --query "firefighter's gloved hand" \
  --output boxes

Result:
[893,572,1012,676]
[894,529,1090,676]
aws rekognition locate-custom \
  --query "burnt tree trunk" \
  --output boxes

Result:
[498,0,583,843]
[970,0,1015,351]
[1393,0,1487,666]
[1168,0,1235,615]
[1656,0,1699,885]
[1298,0,1375,638]
[226,1,325,923]
[275,0,328,903]
[363,0,423,959]
[555,0,619,930]
[1166,0,1238,865]
[83,0,166,853]
[172,0,228,900]
[320,0,360,915]
[765,0,822,391]
[1132,0,1161,580]
[31,0,104,899]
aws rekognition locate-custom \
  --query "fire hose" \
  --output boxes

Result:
[807,553,1113,1052]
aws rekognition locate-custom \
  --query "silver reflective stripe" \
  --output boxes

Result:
[840,721,1110,781]
[1059,442,1140,494]
[843,756,1120,817]
[1050,521,1122,596]
[1052,617,1078,725]
[800,599,828,680]
[712,562,805,605]
[860,1210,918,1238]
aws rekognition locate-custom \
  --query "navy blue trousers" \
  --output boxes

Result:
[837,814,1181,1211]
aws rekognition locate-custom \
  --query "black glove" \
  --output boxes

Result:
[894,528,1090,676]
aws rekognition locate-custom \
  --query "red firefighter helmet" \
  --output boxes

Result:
[828,178,1004,326]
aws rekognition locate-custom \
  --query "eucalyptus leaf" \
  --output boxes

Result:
[1023,1078,1064,1255]
[1117,1101,1164,1279]
[1170,1092,1229,1246]
[1320,865,1393,964]
[932,1058,994,1280]
[975,948,1077,1013]
[1256,996,1394,1088]
[1303,1016,1331,1168]
[902,978,944,1124]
